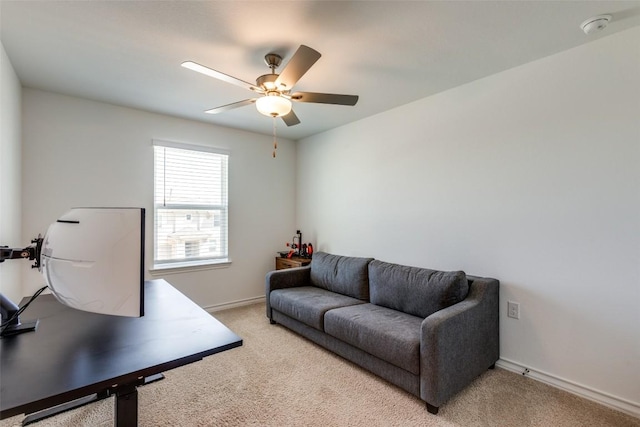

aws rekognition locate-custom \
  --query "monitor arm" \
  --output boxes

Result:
[0,236,43,337]
[0,235,43,269]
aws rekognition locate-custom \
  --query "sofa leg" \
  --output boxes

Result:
[489,363,496,369]
[269,319,277,325]
[426,403,439,415]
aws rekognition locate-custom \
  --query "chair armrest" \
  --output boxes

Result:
[265,266,311,319]
[420,276,499,407]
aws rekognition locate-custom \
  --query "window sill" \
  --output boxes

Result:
[149,259,232,276]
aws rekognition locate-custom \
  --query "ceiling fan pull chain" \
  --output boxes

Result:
[272,116,277,158]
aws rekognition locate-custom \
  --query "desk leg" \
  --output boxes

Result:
[21,375,162,426]
[22,394,104,426]
[114,384,138,427]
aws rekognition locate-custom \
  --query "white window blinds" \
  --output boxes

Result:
[153,141,229,268]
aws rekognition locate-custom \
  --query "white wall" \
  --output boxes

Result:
[21,89,296,308]
[297,27,640,412]
[0,42,23,302]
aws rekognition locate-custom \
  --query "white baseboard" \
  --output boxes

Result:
[204,296,265,313]
[496,358,640,419]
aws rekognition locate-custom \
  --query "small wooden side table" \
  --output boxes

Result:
[275,256,312,270]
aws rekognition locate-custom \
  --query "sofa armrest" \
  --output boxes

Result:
[265,266,311,319]
[419,276,499,408]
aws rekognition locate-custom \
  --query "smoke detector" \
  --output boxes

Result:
[580,15,612,35]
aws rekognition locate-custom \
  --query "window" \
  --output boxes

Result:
[153,140,229,269]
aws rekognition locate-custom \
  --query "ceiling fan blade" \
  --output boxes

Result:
[290,92,359,106]
[274,45,321,90]
[205,99,256,114]
[182,61,262,92]
[281,110,301,127]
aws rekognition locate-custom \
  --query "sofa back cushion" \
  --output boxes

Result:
[310,252,374,300]
[368,260,468,318]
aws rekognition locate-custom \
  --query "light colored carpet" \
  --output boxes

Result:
[2,302,638,427]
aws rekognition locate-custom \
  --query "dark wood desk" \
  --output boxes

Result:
[0,279,242,426]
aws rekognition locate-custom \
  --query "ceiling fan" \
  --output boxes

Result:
[181,45,359,127]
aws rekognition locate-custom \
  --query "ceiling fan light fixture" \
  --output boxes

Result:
[256,94,292,117]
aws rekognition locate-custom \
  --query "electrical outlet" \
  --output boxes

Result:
[507,301,520,319]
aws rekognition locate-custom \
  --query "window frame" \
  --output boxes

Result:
[151,140,230,272]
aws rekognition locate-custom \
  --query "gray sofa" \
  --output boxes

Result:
[265,251,499,414]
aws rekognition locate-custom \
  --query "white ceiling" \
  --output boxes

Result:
[2,1,639,141]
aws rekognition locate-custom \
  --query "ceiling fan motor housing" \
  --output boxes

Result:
[257,74,281,91]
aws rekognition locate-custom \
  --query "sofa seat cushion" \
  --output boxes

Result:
[369,260,469,319]
[324,303,422,375]
[310,252,374,300]
[270,286,366,331]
